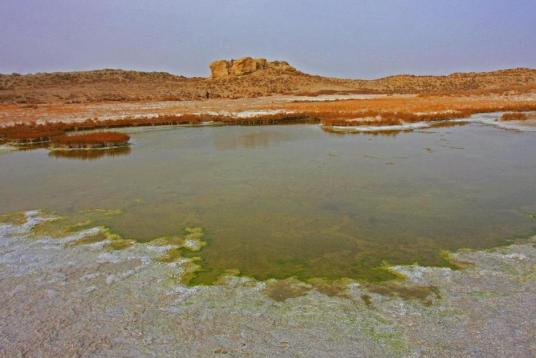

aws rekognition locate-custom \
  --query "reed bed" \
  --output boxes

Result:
[281,96,536,127]
[0,126,64,145]
[317,110,473,127]
[1,96,535,143]
[500,112,529,121]
[0,113,317,144]
[294,99,536,127]
[321,127,407,136]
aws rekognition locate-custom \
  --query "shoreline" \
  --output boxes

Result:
[2,93,535,142]
[1,210,535,356]
[2,110,535,147]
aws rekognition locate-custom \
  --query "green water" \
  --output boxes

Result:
[1,123,536,283]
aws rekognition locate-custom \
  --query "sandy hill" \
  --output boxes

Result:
[1,57,535,104]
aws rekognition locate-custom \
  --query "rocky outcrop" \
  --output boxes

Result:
[209,60,231,80]
[3,63,536,105]
[210,57,296,79]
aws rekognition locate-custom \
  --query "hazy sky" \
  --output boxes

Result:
[1,0,535,78]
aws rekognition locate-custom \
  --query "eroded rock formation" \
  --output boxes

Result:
[209,57,296,79]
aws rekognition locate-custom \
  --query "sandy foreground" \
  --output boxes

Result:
[0,211,535,357]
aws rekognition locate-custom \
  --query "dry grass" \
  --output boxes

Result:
[1,94,534,136]
[0,113,317,144]
[500,112,529,121]
[321,127,409,136]
[279,95,536,127]
[1,66,535,105]
[0,126,64,145]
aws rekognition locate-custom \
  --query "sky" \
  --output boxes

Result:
[1,0,535,79]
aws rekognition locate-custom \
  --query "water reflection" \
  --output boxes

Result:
[214,129,292,150]
[428,121,469,129]
[49,146,131,160]
[320,121,470,136]
[13,143,50,151]
[321,127,408,137]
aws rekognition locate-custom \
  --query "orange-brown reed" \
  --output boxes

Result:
[279,97,536,127]
[0,113,316,144]
[1,97,535,141]
[0,126,64,145]
[500,112,529,121]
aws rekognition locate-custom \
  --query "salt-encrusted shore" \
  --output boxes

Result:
[1,211,535,357]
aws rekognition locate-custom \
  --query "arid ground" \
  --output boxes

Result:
[1,59,536,357]
[1,59,536,135]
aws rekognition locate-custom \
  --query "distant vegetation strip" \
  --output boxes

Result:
[0,113,315,145]
[320,106,535,127]
[282,97,536,127]
[1,103,535,145]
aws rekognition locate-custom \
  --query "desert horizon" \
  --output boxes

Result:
[4,59,535,79]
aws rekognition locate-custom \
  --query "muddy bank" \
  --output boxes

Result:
[0,211,534,357]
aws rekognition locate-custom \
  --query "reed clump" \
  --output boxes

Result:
[0,113,318,144]
[0,126,64,145]
[319,110,469,127]
[500,112,529,121]
[283,95,536,128]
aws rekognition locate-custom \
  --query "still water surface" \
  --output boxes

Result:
[1,123,535,283]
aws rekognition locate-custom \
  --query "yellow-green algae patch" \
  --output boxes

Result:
[264,278,312,301]
[66,230,110,247]
[64,226,134,250]
[0,209,458,307]
[213,269,245,285]
[154,227,206,263]
[0,211,28,226]
[149,235,185,247]
[152,227,207,285]
[166,258,203,285]
[440,250,474,270]
[178,259,204,285]
[32,216,92,238]
[27,209,136,251]
[183,227,206,251]
[307,277,353,298]
[105,237,136,250]
[9,207,529,307]
[186,254,404,287]
[30,209,123,239]
[157,248,184,263]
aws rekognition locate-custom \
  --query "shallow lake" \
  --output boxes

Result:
[1,122,535,283]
